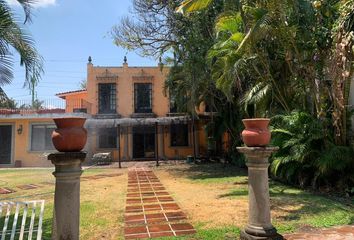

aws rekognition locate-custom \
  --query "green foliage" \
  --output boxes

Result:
[0,97,16,108]
[114,0,354,192]
[270,111,354,191]
[0,0,43,90]
[176,0,213,14]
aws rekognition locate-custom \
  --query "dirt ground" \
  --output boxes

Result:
[153,163,249,229]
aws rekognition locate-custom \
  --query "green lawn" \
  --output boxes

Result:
[0,168,127,240]
[153,163,354,239]
[1,163,353,240]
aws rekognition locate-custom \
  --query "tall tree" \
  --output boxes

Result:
[0,0,43,100]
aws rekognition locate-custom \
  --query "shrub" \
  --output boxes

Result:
[270,111,354,192]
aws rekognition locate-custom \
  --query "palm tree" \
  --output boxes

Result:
[0,0,43,100]
[176,0,213,14]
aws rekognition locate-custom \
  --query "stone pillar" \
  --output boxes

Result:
[123,127,129,160]
[236,147,283,240]
[128,127,133,160]
[48,152,86,240]
[158,126,165,160]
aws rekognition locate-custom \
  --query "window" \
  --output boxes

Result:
[170,124,189,147]
[98,83,116,114]
[31,124,56,151]
[134,83,152,113]
[98,128,118,149]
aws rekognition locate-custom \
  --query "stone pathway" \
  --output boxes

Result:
[124,167,196,239]
[284,225,354,240]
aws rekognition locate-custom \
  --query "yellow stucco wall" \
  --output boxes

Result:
[87,63,169,117]
[63,91,89,113]
[0,118,55,167]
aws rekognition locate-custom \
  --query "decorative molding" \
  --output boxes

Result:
[96,69,118,81]
[132,69,154,81]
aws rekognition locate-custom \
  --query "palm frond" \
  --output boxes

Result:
[176,0,213,14]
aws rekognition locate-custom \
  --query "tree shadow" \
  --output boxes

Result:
[164,162,247,181]
[218,188,249,198]
[216,180,353,224]
[269,183,353,223]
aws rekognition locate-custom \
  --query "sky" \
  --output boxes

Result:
[4,0,157,102]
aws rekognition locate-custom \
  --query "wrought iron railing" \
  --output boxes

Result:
[0,99,92,115]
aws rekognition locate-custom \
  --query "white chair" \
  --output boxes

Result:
[0,200,45,240]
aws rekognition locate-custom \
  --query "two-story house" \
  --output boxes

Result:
[0,57,211,167]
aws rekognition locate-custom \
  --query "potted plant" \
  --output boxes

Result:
[241,118,271,147]
[52,117,87,152]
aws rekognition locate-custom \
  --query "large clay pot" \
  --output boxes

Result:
[52,117,87,152]
[241,118,271,147]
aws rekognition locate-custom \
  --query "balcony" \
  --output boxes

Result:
[0,99,92,117]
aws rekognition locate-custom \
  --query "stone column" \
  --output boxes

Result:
[158,126,165,160]
[48,152,86,240]
[123,127,129,161]
[128,127,133,160]
[236,147,283,240]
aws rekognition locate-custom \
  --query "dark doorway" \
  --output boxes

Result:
[98,83,116,114]
[133,125,155,159]
[0,125,12,164]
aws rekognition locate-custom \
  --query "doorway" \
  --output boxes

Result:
[0,125,13,165]
[133,125,155,159]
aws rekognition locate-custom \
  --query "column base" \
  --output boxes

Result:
[240,227,283,240]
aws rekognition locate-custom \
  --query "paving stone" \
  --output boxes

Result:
[171,223,195,231]
[17,184,39,190]
[165,212,187,220]
[124,167,196,239]
[175,229,197,236]
[144,204,162,211]
[0,187,15,194]
[127,193,140,198]
[158,196,174,202]
[127,198,142,204]
[162,203,180,210]
[148,224,171,233]
[125,226,148,235]
[141,192,155,197]
[147,218,168,224]
[126,205,143,213]
[145,213,164,219]
[150,232,175,238]
[125,214,145,222]
[284,225,354,240]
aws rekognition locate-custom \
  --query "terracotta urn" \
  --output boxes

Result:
[241,118,271,147]
[52,117,87,152]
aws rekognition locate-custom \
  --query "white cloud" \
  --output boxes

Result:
[6,0,56,8]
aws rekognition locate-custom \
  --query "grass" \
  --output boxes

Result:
[1,162,353,239]
[153,226,241,240]
[154,163,354,235]
[0,167,127,240]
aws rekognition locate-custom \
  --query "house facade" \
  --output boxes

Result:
[0,57,213,167]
